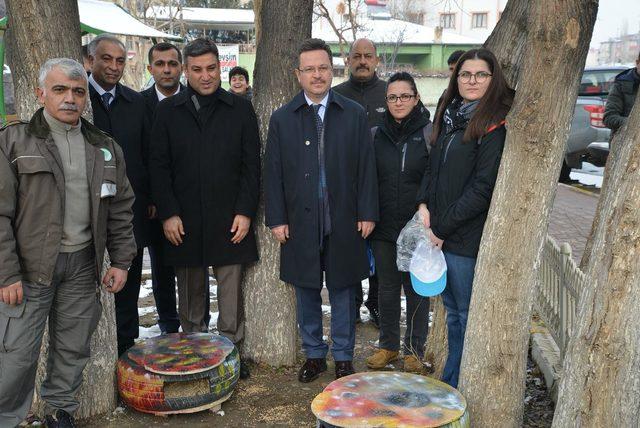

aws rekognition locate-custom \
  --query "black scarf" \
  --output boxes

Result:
[442,97,479,135]
[384,101,430,143]
[188,85,219,125]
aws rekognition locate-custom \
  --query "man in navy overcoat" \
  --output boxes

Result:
[265,38,378,382]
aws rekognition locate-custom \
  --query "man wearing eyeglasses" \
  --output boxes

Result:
[265,38,378,383]
[333,38,386,327]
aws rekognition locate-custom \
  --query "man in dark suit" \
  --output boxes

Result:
[150,38,260,379]
[141,42,185,335]
[265,38,378,383]
[87,33,151,356]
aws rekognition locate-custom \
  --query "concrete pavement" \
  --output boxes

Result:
[548,183,598,262]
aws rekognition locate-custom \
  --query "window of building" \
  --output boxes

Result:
[440,13,456,29]
[472,12,488,29]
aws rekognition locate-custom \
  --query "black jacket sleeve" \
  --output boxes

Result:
[234,102,261,218]
[149,103,181,220]
[356,108,379,222]
[416,159,431,207]
[603,82,627,131]
[140,98,152,203]
[431,126,506,240]
[264,113,288,227]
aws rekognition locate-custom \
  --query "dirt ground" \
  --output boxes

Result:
[81,287,554,428]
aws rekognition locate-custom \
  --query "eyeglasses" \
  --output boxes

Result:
[457,71,492,84]
[298,65,332,74]
[386,94,416,103]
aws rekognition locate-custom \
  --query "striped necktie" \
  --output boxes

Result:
[313,104,331,248]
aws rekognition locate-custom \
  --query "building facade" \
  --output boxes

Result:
[423,0,507,42]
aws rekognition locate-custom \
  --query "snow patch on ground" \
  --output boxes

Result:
[137,274,220,339]
[139,279,153,298]
[571,162,604,188]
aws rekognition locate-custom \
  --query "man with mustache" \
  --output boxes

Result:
[333,38,386,327]
[0,58,136,428]
[149,38,259,379]
[88,34,152,356]
[265,38,378,382]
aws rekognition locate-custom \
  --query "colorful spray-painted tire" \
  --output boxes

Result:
[117,333,239,415]
[312,372,470,428]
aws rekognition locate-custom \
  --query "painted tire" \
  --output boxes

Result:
[312,372,469,428]
[117,333,239,414]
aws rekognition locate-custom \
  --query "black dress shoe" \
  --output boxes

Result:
[45,410,76,428]
[335,360,355,379]
[298,358,327,383]
[239,359,251,379]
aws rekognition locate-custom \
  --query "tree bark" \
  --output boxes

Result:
[457,1,598,426]
[242,0,313,366]
[579,133,627,270]
[5,0,82,120]
[424,296,447,378]
[6,0,118,418]
[552,91,640,427]
[482,0,530,89]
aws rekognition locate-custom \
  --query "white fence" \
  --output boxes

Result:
[535,235,588,357]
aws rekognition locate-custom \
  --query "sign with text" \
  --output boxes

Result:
[219,45,240,82]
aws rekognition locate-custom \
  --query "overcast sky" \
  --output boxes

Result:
[592,0,640,46]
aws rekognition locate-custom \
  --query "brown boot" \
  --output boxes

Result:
[366,349,399,369]
[403,355,425,374]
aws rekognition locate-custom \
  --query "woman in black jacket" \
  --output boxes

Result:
[365,72,432,374]
[416,48,514,388]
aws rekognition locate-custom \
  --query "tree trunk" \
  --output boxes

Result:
[552,91,640,427]
[457,1,598,426]
[6,0,119,418]
[482,0,530,88]
[579,131,627,270]
[242,0,313,366]
[424,296,447,378]
[5,0,82,119]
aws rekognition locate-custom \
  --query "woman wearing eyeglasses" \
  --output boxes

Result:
[416,48,514,388]
[365,72,432,374]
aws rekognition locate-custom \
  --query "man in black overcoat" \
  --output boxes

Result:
[150,38,259,378]
[265,38,378,383]
[87,34,151,356]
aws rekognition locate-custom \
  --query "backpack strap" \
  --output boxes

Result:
[486,120,506,134]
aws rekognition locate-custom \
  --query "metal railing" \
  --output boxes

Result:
[535,235,588,357]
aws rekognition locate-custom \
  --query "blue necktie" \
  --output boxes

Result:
[101,92,113,110]
[313,104,331,249]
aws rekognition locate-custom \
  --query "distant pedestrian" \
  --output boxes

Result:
[229,66,253,100]
[436,50,466,112]
[603,50,639,139]
[366,72,432,374]
[265,38,378,383]
[416,48,514,388]
[447,50,465,76]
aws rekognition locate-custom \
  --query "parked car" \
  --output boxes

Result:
[562,66,626,181]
